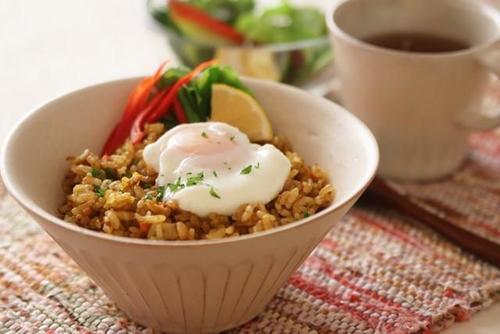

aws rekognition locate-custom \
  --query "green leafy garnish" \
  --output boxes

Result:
[162,173,206,194]
[156,186,166,200]
[94,186,106,198]
[230,136,235,142]
[151,0,254,35]
[213,171,218,177]
[303,212,310,218]
[142,182,153,189]
[144,193,153,200]
[167,177,184,192]
[235,3,326,44]
[240,165,252,175]
[148,2,182,33]
[90,168,98,177]
[183,0,255,24]
[177,84,205,122]
[254,162,260,169]
[156,67,191,90]
[186,172,204,186]
[201,131,208,138]
[90,168,106,180]
[209,187,221,199]
[160,113,180,130]
[178,65,251,122]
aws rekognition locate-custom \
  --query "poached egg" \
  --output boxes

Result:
[143,122,291,216]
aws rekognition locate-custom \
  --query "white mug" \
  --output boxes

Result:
[327,0,500,180]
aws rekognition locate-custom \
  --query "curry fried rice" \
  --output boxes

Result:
[59,123,335,240]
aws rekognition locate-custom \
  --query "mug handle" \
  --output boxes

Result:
[456,40,500,130]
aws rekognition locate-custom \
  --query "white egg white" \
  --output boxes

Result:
[143,122,291,217]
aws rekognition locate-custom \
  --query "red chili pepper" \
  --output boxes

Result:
[173,97,187,124]
[101,61,167,156]
[101,123,121,158]
[170,0,244,44]
[146,60,217,124]
[145,76,190,123]
[123,61,167,121]
[130,89,170,144]
[128,68,165,117]
[139,222,151,235]
[131,60,217,143]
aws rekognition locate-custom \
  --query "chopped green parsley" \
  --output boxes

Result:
[186,172,204,186]
[201,131,208,138]
[209,187,221,199]
[163,172,206,194]
[240,165,252,175]
[167,177,183,192]
[94,186,105,198]
[90,168,106,180]
[156,186,166,201]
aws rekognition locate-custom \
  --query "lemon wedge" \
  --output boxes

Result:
[211,84,273,141]
[214,48,282,81]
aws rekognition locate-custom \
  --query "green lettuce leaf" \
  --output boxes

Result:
[235,2,326,43]
[156,66,191,90]
[159,64,251,126]
[185,0,255,24]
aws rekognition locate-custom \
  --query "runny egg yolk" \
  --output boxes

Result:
[143,122,291,217]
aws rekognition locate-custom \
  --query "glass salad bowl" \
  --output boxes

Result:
[147,0,334,87]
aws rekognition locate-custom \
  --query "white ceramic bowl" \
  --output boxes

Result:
[1,78,378,333]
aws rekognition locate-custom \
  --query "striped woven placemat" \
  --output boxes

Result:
[1,175,499,333]
[392,81,500,246]
[394,130,500,246]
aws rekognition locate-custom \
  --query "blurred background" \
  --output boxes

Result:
[1,0,499,145]
[0,0,330,144]
[1,0,499,143]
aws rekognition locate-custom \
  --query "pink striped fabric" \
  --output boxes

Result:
[1,180,499,333]
[234,209,500,333]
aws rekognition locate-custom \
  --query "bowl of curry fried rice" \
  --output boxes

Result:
[1,77,378,333]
